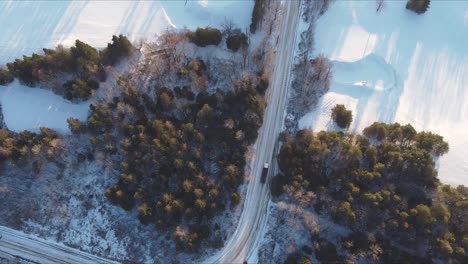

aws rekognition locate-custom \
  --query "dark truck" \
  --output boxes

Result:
[260,163,269,184]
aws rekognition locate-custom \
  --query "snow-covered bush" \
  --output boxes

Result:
[226,33,248,52]
[188,27,222,47]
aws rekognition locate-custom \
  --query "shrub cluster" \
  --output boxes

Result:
[226,33,248,52]
[188,27,222,47]
[0,128,63,172]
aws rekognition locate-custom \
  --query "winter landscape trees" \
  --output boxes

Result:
[89,72,267,250]
[250,0,266,33]
[49,30,268,250]
[188,27,222,47]
[100,34,134,66]
[273,120,466,263]
[288,49,333,130]
[4,36,133,101]
[0,67,13,85]
[0,16,271,256]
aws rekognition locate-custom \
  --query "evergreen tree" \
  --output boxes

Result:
[406,0,430,14]
[0,68,14,85]
[331,104,353,129]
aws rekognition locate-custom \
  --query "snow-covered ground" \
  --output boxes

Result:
[299,1,468,185]
[0,0,253,62]
[0,81,90,133]
[0,0,253,133]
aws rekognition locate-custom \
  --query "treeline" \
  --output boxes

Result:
[3,35,133,100]
[275,122,467,263]
[71,65,269,250]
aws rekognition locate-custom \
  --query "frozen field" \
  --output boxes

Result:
[0,0,253,63]
[0,0,253,133]
[299,1,468,185]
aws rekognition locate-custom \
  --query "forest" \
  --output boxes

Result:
[274,122,466,263]
[63,28,268,250]
[0,24,267,252]
[77,72,268,250]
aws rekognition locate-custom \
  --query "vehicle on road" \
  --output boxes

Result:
[261,163,269,184]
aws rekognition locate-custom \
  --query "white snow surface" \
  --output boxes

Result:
[0,0,253,62]
[0,0,253,133]
[0,81,90,134]
[299,1,468,185]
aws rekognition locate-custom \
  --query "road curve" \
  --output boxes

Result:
[0,225,118,264]
[204,1,301,263]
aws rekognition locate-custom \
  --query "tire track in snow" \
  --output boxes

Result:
[300,53,403,133]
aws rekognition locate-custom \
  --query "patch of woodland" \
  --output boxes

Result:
[70,58,269,250]
[4,35,134,101]
[226,32,248,52]
[0,127,64,175]
[275,122,467,263]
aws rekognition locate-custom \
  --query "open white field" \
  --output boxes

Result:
[0,0,253,63]
[0,81,90,133]
[0,0,253,133]
[299,1,468,185]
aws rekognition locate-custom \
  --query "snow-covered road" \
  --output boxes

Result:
[204,1,301,263]
[0,226,118,264]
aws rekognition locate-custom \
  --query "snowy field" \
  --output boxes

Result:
[0,0,253,133]
[0,0,253,63]
[0,81,90,133]
[299,1,468,185]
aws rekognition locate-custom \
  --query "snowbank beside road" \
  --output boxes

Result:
[0,81,90,134]
[299,1,468,185]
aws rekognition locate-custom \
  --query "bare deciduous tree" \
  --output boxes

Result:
[221,17,236,35]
